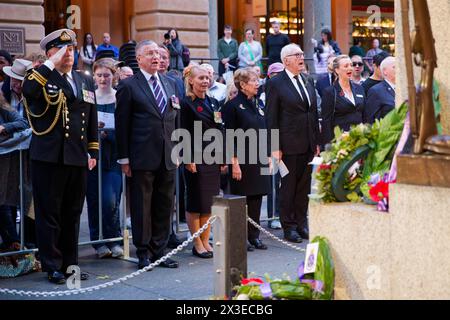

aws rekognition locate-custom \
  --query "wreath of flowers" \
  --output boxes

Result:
[313,103,408,204]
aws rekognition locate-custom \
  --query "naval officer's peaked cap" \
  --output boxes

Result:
[40,28,76,52]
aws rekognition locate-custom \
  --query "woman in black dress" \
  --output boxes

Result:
[321,54,366,144]
[223,68,271,250]
[181,65,224,259]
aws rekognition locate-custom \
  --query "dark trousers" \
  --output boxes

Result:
[130,166,175,261]
[0,205,19,247]
[86,168,123,249]
[267,173,281,218]
[31,161,87,273]
[247,195,263,241]
[279,153,314,232]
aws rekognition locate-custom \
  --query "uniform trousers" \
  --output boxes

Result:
[31,160,87,273]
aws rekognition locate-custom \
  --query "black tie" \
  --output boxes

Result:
[294,75,310,108]
[63,73,77,97]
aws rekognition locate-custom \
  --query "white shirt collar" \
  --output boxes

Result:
[58,70,73,80]
[140,69,159,82]
[285,68,300,81]
[385,79,395,91]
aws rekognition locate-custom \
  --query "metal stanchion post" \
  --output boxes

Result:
[212,195,247,298]
[212,204,228,298]
[121,173,131,260]
[175,167,180,233]
[271,157,276,223]
[19,150,25,250]
[98,130,103,241]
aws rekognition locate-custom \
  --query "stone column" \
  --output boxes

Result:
[209,0,219,71]
[303,0,332,73]
[0,0,45,54]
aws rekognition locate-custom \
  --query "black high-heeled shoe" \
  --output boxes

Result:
[192,247,213,259]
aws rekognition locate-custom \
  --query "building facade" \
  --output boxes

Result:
[0,0,393,62]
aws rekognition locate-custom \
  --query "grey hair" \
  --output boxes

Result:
[280,44,303,65]
[379,56,395,79]
[200,63,214,73]
[135,40,157,56]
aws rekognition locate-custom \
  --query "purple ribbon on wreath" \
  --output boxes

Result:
[259,283,273,299]
[297,262,324,294]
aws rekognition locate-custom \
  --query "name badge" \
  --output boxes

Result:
[171,95,181,110]
[214,111,223,124]
[82,89,95,104]
[356,94,364,98]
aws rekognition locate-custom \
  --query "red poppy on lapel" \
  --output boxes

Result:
[339,90,345,97]
[197,106,204,113]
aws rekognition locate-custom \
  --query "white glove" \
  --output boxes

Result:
[49,45,68,66]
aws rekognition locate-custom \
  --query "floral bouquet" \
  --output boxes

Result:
[233,237,335,300]
[367,173,396,212]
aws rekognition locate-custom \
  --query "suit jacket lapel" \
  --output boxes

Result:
[159,74,174,118]
[282,71,307,111]
[301,73,315,109]
[136,71,162,119]
[384,81,395,99]
[72,71,83,101]
[52,72,75,102]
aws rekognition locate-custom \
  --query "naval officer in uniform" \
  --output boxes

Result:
[22,29,99,284]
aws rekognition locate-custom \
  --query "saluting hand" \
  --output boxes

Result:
[49,45,68,68]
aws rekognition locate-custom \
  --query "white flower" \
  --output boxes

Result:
[236,294,250,300]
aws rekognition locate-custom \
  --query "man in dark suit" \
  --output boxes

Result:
[115,40,180,270]
[22,29,98,284]
[316,54,336,98]
[267,44,320,243]
[364,56,396,124]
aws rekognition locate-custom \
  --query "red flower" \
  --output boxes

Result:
[197,106,204,112]
[339,91,345,97]
[369,181,389,202]
[241,278,264,285]
[318,164,332,172]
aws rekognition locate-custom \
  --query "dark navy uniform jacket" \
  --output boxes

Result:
[22,64,99,166]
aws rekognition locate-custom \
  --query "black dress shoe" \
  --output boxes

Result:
[284,230,303,243]
[249,239,268,250]
[153,257,179,268]
[64,271,90,281]
[48,271,66,285]
[247,244,255,252]
[298,227,309,240]
[192,247,213,259]
[138,258,151,270]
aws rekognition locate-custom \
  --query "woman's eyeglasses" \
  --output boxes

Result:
[352,62,364,67]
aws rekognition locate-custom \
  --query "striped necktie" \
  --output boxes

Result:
[150,75,166,114]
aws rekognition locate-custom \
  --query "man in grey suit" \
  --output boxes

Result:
[115,40,180,270]
[364,56,396,124]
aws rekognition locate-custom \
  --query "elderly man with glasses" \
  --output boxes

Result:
[266,44,320,243]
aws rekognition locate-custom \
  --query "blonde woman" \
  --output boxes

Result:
[180,65,224,258]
